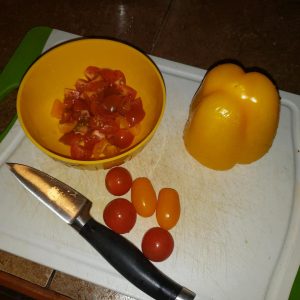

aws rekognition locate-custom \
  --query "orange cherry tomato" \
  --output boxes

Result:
[156,188,181,230]
[131,177,157,217]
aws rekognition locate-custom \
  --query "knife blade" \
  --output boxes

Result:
[7,163,196,300]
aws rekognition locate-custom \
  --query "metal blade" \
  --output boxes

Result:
[7,163,92,225]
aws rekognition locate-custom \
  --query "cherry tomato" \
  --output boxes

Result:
[109,129,134,149]
[141,227,174,262]
[103,198,137,234]
[105,167,133,196]
[125,97,145,127]
[156,188,181,230]
[131,177,157,217]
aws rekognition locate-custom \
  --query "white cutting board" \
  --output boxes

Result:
[1,29,300,300]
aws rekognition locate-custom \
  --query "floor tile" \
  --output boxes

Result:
[0,250,53,287]
[154,0,300,94]
[49,271,136,300]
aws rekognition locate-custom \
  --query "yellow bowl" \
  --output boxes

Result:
[17,38,166,169]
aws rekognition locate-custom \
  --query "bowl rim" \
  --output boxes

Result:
[17,37,166,166]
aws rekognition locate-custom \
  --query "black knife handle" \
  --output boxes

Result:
[78,218,195,300]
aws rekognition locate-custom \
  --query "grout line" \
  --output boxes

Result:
[150,0,174,53]
[45,270,56,289]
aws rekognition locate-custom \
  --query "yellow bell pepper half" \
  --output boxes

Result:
[183,63,280,170]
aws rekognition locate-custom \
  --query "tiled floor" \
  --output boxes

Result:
[0,0,299,299]
[0,250,52,287]
[0,249,134,299]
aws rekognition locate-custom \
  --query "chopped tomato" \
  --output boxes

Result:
[116,116,130,129]
[52,66,145,160]
[75,78,88,92]
[70,143,92,160]
[88,115,119,134]
[60,110,77,124]
[102,95,123,113]
[100,69,126,85]
[64,88,80,102]
[51,99,64,119]
[73,98,89,112]
[92,139,108,159]
[103,144,118,157]
[85,66,102,80]
[117,85,137,99]
[86,78,108,92]
[125,97,145,127]
[58,122,77,134]
[59,132,82,145]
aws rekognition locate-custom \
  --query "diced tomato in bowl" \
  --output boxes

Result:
[51,66,146,161]
[17,38,165,168]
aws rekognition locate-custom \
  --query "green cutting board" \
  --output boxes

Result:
[0,26,51,142]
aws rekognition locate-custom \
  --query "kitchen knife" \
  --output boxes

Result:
[7,163,196,300]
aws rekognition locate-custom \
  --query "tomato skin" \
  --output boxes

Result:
[70,143,92,160]
[105,167,132,196]
[124,97,145,127]
[100,69,126,85]
[141,227,174,262]
[51,99,64,119]
[103,198,137,234]
[85,66,101,80]
[117,85,137,99]
[73,98,89,112]
[89,115,119,134]
[102,94,123,113]
[59,132,82,145]
[109,129,134,149]
[156,188,181,230]
[131,177,157,217]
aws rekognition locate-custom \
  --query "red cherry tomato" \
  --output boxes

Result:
[103,198,137,234]
[125,97,145,127]
[109,129,134,149]
[141,227,174,262]
[105,167,132,196]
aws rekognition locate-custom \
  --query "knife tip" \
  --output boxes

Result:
[6,162,13,167]
[6,162,17,170]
